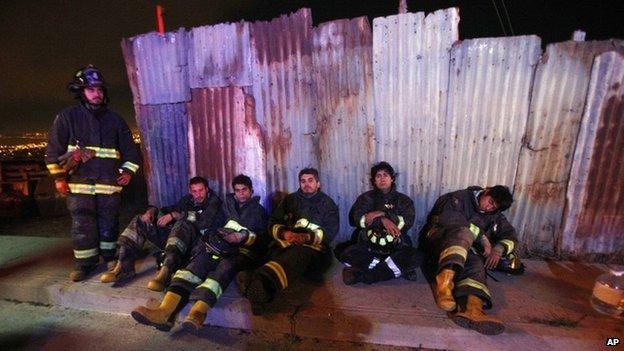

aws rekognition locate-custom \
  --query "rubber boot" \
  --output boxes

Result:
[246,273,274,316]
[452,295,504,335]
[434,268,456,311]
[342,267,364,285]
[131,291,184,331]
[147,266,171,291]
[100,259,135,283]
[236,270,253,297]
[182,300,209,331]
[69,265,96,282]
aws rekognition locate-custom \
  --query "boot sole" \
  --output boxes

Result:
[131,310,173,332]
[452,315,504,335]
[181,320,201,333]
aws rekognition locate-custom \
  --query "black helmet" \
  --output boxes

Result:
[365,220,400,254]
[68,65,107,92]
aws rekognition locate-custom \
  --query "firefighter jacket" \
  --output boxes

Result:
[220,194,269,253]
[45,103,140,195]
[170,192,224,235]
[269,189,339,252]
[349,186,415,247]
[423,186,517,256]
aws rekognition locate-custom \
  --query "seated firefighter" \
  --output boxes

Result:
[236,168,339,315]
[100,176,223,291]
[336,162,420,285]
[131,174,268,331]
[421,185,518,335]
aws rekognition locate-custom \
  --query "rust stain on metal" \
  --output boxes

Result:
[577,94,624,238]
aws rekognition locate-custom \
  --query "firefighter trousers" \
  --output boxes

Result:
[116,215,170,271]
[168,250,255,307]
[67,193,120,267]
[162,220,203,273]
[338,242,421,283]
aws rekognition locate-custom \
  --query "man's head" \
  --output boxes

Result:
[298,168,320,195]
[370,161,396,192]
[232,174,253,203]
[478,185,513,213]
[68,65,108,106]
[188,176,209,203]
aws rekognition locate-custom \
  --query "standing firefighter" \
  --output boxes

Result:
[45,65,140,281]
[237,168,339,315]
[421,185,517,335]
[336,162,420,285]
[131,174,268,331]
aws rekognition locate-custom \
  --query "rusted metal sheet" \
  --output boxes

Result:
[135,103,189,207]
[126,29,190,105]
[511,40,624,255]
[373,8,459,236]
[563,51,624,258]
[312,16,375,241]
[188,22,253,88]
[187,87,267,200]
[441,36,541,196]
[249,8,317,201]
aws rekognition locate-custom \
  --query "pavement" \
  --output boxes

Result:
[0,235,622,351]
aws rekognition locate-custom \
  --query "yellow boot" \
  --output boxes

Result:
[100,260,122,283]
[131,291,183,331]
[182,300,209,331]
[147,266,171,291]
[452,295,504,335]
[434,268,456,311]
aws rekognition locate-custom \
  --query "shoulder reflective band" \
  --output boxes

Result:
[456,278,492,300]
[224,219,246,232]
[166,236,187,254]
[68,183,123,195]
[396,215,405,230]
[498,239,515,254]
[121,161,139,173]
[67,145,120,159]
[74,247,99,259]
[265,260,288,289]
[198,278,223,299]
[468,223,481,238]
[46,163,65,175]
[172,269,202,285]
[99,241,116,250]
[438,245,468,263]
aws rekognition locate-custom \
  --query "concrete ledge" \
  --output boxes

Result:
[0,236,621,351]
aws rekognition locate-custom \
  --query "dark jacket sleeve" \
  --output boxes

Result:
[395,193,415,232]
[348,193,373,228]
[491,214,518,256]
[117,117,140,174]
[45,113,70,179]
[194,195,225,232]
[320,196,340,245]
[437,195,471,230]
[268,196,288,242]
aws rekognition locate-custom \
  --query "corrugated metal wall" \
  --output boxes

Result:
[563,51,624,257]
[442,36,541,194]
[510,41,624,255]
[121,6,624,260]
[373,8,459,236]
[312,17,375,240]
[249,9,317,201]
[188,22,253,88]
[135,103,189,207]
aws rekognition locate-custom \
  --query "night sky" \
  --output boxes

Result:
[1,0,623,134]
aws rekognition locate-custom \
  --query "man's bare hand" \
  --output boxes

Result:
[364,211,385,226]
[117,171,132,186]
[484,252,501,269]
[283,230,308,244]
[157,213,174,227]
[381,217,401,238]
[55,179,70,196]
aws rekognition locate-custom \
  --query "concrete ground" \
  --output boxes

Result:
[0,235,622,351]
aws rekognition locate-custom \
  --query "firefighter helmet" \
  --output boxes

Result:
[494,252,525,275]
[202,228,238,256]
[68,65,107,92]
[365,221,400,254]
